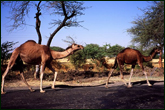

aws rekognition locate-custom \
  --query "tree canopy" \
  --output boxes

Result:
[1,41,18,65]
[127,1,164,67]
[127,1,164,50]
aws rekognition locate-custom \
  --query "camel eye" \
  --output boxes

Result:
[77,45,80,47]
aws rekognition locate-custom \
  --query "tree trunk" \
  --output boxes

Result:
[159,49,162,68]
[47,18,67,47]
[34,1,42,79]
[35,1,42,44]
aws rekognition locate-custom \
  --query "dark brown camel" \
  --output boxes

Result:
[105,47,161,88]
[1,40,83,94]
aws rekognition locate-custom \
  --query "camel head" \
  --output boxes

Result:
[149,46,162,58]
[152,46,162,54]
[71,43,84,50]
[66,43,84,54]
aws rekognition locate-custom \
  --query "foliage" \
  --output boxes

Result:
[1,41,18,65]
[69,50,87,69]
[69,43,125,69]
[127,1,164,50]
[84,44,107,60]
[105,44,125,57]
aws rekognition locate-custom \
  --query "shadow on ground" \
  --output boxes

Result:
[1,80,164,109]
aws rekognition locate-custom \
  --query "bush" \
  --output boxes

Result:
[70,50,87,69]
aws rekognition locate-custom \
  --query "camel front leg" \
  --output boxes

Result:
[40,65,45,93]
[140,64,152,86]
[105,69,114,88]
[34,65,40,80]
[143,71,152,86]
[20,72,35,92]
[52,72,58,89]
[40,72,45,93]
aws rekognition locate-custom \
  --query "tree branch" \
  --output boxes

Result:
[34,1,42,44]
[60,1,67,18]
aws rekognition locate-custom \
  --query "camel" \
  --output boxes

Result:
[1,40,84,94]
[105,47,161,88]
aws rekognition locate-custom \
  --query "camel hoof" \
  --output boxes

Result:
[105,85,109,88]
[30,89,35,92]
[127,85,132,88]
[148,84,152,87]
[40,90,45,93]
[51,87,55,89]
[1,92,6,94]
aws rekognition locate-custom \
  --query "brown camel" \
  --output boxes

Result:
[1,40,84,94]
[105,47,161,88]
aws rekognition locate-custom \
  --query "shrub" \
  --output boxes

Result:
[69,50,87,69]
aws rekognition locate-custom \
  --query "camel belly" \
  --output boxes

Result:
[124,59,137,65]
[20,53,41,65]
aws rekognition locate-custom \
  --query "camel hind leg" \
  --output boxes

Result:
[20,73,34,92]
[1,66,10,94]
[18,60,34,92]
[105,57,118,88]
[1,49,20,94]
[119,65,127,86]
[105,69,114,88]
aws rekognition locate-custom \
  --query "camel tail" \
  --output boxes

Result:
[112,57,118,69]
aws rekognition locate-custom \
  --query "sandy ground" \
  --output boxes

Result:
[4,74,164,91]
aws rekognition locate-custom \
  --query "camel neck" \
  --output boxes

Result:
[143,52,156,62]
[51,48,73,59]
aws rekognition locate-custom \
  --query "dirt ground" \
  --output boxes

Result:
[1,61,164,109]
[2,66,164,89]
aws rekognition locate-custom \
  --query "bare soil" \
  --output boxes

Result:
[2,66,164,89]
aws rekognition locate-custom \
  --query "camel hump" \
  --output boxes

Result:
[25,40,36,43]
[119,47,131,53]
[19,40,37,47]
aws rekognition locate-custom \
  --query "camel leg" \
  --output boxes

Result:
[105,69,114,88]
[34,65,40,80]
[143,71,152,86]
[40,65,45,93]
[52,72,58,89]
[128,68,134,88]
[20,72,35,92]
[1,67,10,94]
[119,65,127,86]
[47,65,57,89]
[1,51,19,94]
[139,63,152,86]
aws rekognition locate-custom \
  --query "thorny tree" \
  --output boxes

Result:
[127,1,164,67]
[1,1,86,45]
[1,1,87,78]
